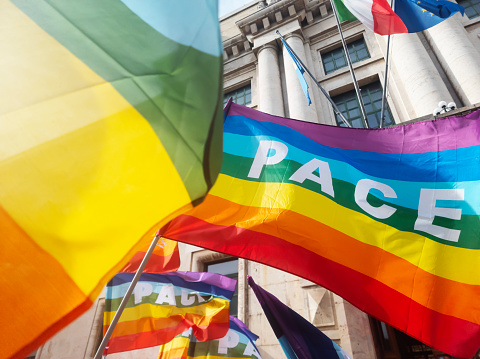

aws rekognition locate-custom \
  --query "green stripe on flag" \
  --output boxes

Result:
[332,0,357,22]
[13,0,223,201]
[221,153,480,250]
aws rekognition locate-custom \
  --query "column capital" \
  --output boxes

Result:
[258,42,279,53]
[283,31,304,43]
[254,40,279,58]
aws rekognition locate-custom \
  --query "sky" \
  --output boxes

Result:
[219,0,253,17]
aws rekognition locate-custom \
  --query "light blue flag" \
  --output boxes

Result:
[280,37,311,106]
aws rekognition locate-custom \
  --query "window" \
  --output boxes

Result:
[332,82,395,128]
[224,85,251,106]
[205,259,239,317]
[458,0,480,19]
[322,38,370,75]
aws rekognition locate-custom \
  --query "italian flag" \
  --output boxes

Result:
[333,0,408,35]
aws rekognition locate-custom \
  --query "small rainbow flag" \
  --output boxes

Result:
[121,237,180,274]
[165,102,480,358]
[104,271,237,354]
[157,316,261,359]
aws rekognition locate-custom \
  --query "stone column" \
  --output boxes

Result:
[378,33,452,118]
[282,33,313,121]
[425,14,480,105]
[257,44,285,117]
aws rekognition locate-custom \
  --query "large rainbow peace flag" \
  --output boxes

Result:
[104,271,237,354]
[0,1,223,358]
[165,102,480,358]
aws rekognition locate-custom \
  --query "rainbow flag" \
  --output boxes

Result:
[0,1,223,358]
[165,102,480,358]
[121,236,180,274]
[104,271,237,354]
[157,316,261,359]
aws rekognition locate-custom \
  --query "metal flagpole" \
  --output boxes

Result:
[276,30,351,128]
[329,0,369,128]
[379,34,392,128]
[380,0,395,128]
[93,230,164,359]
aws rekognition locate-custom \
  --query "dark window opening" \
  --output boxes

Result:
[332,82,395,128]
[205,259,239,317]
[458,0,480,19]
[322,38,370,75]
[224,85,251,106]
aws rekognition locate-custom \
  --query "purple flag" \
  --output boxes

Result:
[248,276,351,359]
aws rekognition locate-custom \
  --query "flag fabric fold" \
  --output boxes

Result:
[0,1,223,357]
[158,316,262,359]
[121,237,180,274]
[248,276,350,359]
[333,0,464,34]
[280,37,311,106]
[164,102,480,358]
[103,271,237,354]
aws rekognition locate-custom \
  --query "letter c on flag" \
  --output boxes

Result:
[355,179,397,219]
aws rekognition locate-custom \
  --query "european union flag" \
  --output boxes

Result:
[395,0,465,32]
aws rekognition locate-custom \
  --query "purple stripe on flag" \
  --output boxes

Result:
[226,103,480,154]
[162,271,237,292]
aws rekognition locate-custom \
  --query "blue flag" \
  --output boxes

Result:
[395,0,465,33]
[280,37,312,106]
[248,276,351,359]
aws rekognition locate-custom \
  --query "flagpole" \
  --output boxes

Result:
[329,0,369,128]
[276,30,352,128]
[93,230,164,359]
[380,0,394,128]
[379,35,391,128]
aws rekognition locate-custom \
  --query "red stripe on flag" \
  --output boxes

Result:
[372,0,408,34]
[165,214,480,358]
[106,321,228,354]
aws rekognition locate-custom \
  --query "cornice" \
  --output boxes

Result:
[235,0,306,40]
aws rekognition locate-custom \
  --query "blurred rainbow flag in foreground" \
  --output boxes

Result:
[165,102,480,358]
[158,316,262,359]
[0,0,223,357]
[104,271,236,354]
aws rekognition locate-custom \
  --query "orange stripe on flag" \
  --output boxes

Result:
[182,195,480,325]
[0,206,92,359]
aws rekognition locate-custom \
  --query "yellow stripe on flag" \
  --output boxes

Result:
[0,1,191,297]
[211,174,480,285]
[105,299,230,325]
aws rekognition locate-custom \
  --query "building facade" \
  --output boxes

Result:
[34,1,480,358]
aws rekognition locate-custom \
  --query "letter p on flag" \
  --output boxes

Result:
[248,140,288,178]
